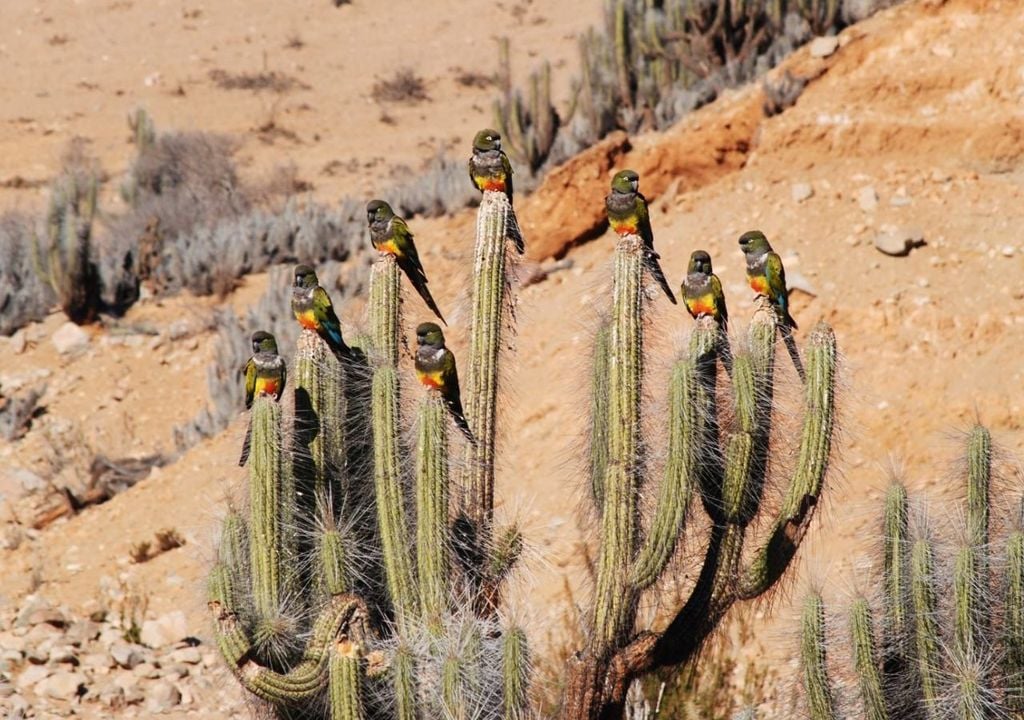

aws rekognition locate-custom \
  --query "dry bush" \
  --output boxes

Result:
[371,68,430,104]
[208,68,309,93]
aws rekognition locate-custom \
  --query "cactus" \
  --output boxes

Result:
[209,164,527,719]
[565,221,838,717]
[799,425,1024,718]
[32,167,102,324]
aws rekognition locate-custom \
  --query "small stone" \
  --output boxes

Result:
[809,35,840,58]
[16,663,51,689]
[167,646,202,665]
[48,645,79,665]
[0,679,14,697]
[51,322,90,355]
[1002,245,1015,257]
[857,186,878,212]
[890,196,912,207]
[791,182,814,203]
[36,670,87,700]
[140,611,187,648]
[10,331,27,355]
[133,661,160,679]
[161,663,189,680]
[25,645,49,664]
[65,620,101,646]
[110,642,144,669]
[874,226,926,256]
[146,681,182,713]
[81,652,115,669]
[98,682,126,709]
[168,321,190,341]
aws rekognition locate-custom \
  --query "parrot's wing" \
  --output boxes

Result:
[279,359,288,402]
[635,194,655,250]
[393,216,421,267]
[766,252,789,301]
[711,274,729,324]
[501,151,514,198]
[244,358,256,409]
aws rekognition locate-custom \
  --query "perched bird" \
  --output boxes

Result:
[239,331,287,466]
[681,250,728,330]
[468,129,524,254]
[738,230,798,329]
[605,169,677,305]
[414,322,473,441]
[291,264,352,360]
[366,200,446,325]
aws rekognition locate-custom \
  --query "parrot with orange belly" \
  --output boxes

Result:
[468,129,525,254]
[366,199,446,324]
[414,322,473,442]
[682,250,728,330]
[238,331,286,466]
[605,169,677,305]
[738,230,798,330]
[291,264,352,361]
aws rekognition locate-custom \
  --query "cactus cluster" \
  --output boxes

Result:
[208,185,528,719]
[800,425,1024,719]
[564,233,838,717]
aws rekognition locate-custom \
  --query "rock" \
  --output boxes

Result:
[51,322,90,355]
[874,226,926,256]
[64,620,101,646]
[16,664,51,690]
[125,683,146,705]
[140,611,187,648]
[10,330,27,355]
[809,35,840,58]
[36,670,87,700]
[168,320,190,341]
[47,645,79,665]
[146,681,182,713]
[25,645,49,664]
[167,646,202,665]
[133,661,161,679]
[890,195,911,207]
[81,652,116,669]
[857,186,878,212]
[791,182,814,203]
[162,663,189,680]
[1001,245,1015,257]
[0,679,14,697]
[98,682,126,709]
[110,642,145,669]
[0,631,26,653]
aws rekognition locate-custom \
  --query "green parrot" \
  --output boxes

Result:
[414,322,473,442]
[366,199,446,325]
[681,250,728,330]
[291,264,352,360]
[468,128,525,254]
[605,169,677,305]
[238,330,287,466]
[738,230,798,329]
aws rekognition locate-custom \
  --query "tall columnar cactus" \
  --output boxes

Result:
[799,425,1024,719]
[209,171,528,719]
[565,227,838,718]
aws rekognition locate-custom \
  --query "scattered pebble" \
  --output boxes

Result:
[857,186,879,212]
[791,182,814,203]
[809,35,840,58]
[874,225,926,256]
[51,322,90,355]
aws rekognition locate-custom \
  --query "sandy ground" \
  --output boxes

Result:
[3,0,1024,715]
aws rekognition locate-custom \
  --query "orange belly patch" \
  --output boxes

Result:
[610,218,637,237]
[255,378,280,397]
[376,239,402,257]
[297,310,318,331]
[748,275,769,295]
[687,296,717,317]
[417,370,443,390]
[478,176,507,192]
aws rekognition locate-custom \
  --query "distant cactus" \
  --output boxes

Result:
[208,167,528,719]
[31,162,102,324]
[564,225,838,718]
[800,425,1024,718]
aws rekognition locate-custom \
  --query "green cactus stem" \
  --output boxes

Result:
[294,330,345,501]
[911,536,941,717]
[416,393,450,632]
[320,528,350,597]
[329,640,366,720]
[370,256,402,366]
[589,319,611,509]
[801,593,837,720]
[592,234,644,649]
[849,597,888,720]
[248,396,285,618]
[502,626,530,720]
[392,644,417,720]
[883,482,910,648]
[460,190,517,557]
[1005,520,1024,711]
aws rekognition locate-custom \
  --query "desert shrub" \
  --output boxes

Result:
[0,213,52,335]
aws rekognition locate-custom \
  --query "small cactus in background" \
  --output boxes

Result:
[208,160,529,718]
[564,220,838,717]
[31,160,102,325]
[800,425,1024,719]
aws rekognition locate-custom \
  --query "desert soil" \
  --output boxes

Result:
[3,0,1024,716]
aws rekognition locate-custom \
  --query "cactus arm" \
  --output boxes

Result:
[1005,522,1024,711]
[294,329,345,500]
[502,626,530,720]
[416,393,450,632]
[329,641,367,720]
[589,319,611,509]
[248,396,285,617]
[911,537,942,717]
[849,597,889,720]
[801,593,838,720]
[392,644,418,720]
[592,234,644,649]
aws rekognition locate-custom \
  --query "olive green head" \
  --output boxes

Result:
[738,230,772,256]
[472,129,502,152]
[416,322,446,349]
[366,199,394,225]
[251,331,278,354]
[688,250,713,275]
[610,169,640,194]
[294,264,319,289]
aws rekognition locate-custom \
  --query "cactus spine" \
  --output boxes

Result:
[801,593,837,720]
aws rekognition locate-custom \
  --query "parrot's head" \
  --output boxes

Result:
[416,322,446,349]
[251,331,278,354]
[366,199,394,226]
[472,129,501,153]
[738,230,772,257]
[688,250,713,275]
[294,264,319,289]
[610,169,640,195]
